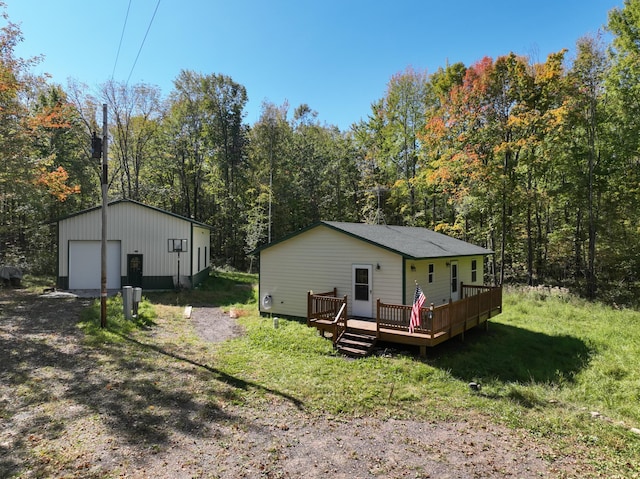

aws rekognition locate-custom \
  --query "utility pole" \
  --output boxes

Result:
[100,104,108,328]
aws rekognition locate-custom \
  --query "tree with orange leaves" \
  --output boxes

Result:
[420,51,570,285]
[0,3,84,270]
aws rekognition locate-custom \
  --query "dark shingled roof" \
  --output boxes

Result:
[321,221,493,259]
[257,221,493,259]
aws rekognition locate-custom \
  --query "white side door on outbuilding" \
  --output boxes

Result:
[68,241,121,290]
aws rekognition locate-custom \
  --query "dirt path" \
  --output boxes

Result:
[191,306,244,343]
[0,291,586,478]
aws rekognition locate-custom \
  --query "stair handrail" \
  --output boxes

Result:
[332,297,348,344]
[331,302,346,324]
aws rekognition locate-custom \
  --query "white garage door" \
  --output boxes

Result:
[69,241,121,290]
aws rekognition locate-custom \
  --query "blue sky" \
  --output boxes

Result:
[7,0,621,131]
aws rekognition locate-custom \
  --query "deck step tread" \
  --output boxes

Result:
[336,330,377,358]
[339,338,374,347]
[336,345,371,356]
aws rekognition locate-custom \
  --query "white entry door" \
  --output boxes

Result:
[450,260,460,301]
[352,264,373,318]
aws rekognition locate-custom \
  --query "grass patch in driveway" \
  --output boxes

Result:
[79,294,157,343]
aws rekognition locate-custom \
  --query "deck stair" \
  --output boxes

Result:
[336,331,377,357]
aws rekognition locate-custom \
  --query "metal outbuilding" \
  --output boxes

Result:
[56,199,212,292]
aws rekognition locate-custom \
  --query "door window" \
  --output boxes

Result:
[451,263,458,293]
[354,267,369,301]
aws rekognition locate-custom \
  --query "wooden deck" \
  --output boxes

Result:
[307,284,502,357]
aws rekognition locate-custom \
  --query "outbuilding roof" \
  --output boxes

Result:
[260,221,493,259]
[55,199,213,230]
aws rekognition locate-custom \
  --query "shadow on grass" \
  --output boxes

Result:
[116,332,304,410]
[425,322,593,385]
[0,292,296,477]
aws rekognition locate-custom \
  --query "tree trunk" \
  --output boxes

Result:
[526,170,534,286]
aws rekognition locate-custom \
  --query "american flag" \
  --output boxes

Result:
[409,284,426,333]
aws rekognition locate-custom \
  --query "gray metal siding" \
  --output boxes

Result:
[192,226,210,275]
[58,202,209,288]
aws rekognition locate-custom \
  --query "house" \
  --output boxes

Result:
[56,199,212,292]
[257,221,493,319]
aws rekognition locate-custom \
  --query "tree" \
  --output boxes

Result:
[245,101,292,249]
[604,0,640,299]
[380,67,430,224]
[419,52,572,286]
[565,36,609,298]
[352,99,394,224]
[165,70,209,221]
[162,70,249,267]
[101,80,164,202]
[0,4,76,271]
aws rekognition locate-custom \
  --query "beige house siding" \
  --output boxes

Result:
[404,255,485,306]
[260,225,403,318]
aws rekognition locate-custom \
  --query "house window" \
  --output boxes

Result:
[471,259,477,283]
[205,247,208,267]
[428,263,434,283]
[198,247,201,271]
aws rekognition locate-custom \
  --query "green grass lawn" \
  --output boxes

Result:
[84,272,640,477]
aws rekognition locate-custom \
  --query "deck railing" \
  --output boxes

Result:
[376,300,450,334]
[461,283,502,321]
[377,284,502,337]
[307,289,348,343]
[307,288,337,323]
[308,284,502,344]
[333,302,348,342]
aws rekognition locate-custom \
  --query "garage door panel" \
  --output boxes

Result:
[69,241,121,289]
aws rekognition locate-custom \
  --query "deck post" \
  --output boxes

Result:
[376,298,380,339]
[481,286,490,330]
[462,296,467,341]
[307,291,312,326]
[489,286,493,318]
[428,303,434,331]
[343,294,348,330]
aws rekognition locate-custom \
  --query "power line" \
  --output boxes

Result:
[126,0,162,86]
[111,0,132,80]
